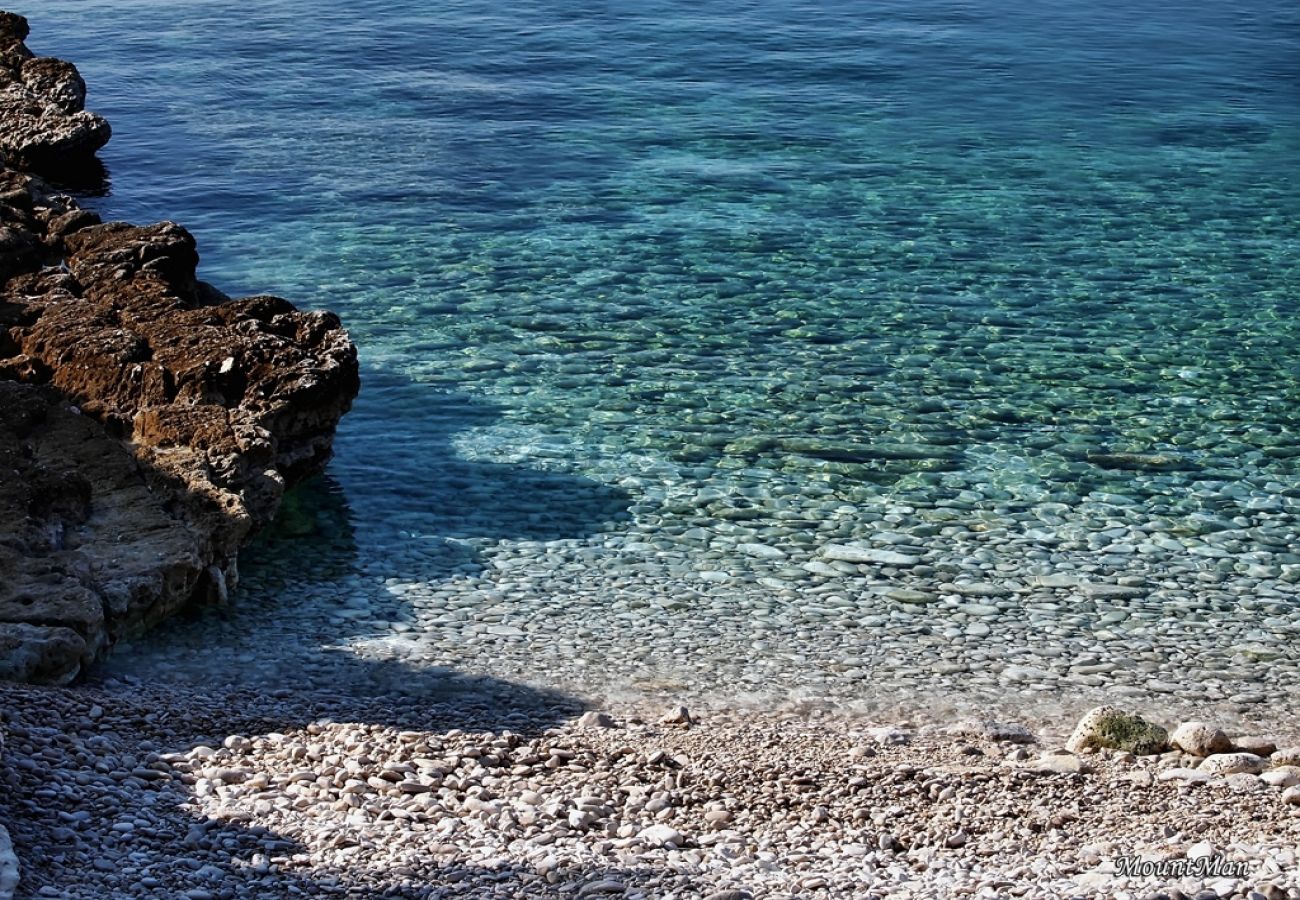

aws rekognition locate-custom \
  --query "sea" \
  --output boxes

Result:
[26,0,1300,727]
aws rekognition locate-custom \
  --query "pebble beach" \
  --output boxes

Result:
[2,678,1299,900]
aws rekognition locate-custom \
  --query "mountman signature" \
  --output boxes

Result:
[1114,855,1249,879]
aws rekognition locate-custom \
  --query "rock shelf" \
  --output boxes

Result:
[0,11,109,172]
[0,11,359,684]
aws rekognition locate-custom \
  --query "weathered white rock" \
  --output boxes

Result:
[1198,753,1266,776]
[1282,786,1300,806]
[660,706,693,726]
[638,824,684,847]
[568,809,597,830]
[1260,767,1300,789]
[1157,768,1211,784]
[1223,772,1266,792]
[1170,721,1232,757]
[1032,753,1089,775]
[1066,706,1169,755]
[1271,747,1300,766]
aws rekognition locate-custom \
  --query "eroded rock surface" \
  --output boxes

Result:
[1065,705,1170,756]
[0,12,110,173]
[0,12,358,683]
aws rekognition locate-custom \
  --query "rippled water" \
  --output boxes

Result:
[28,0,1300,724]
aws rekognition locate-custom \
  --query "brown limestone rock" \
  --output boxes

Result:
[0,380,242,683]
[0,12,111,173]
[0,15,358,683]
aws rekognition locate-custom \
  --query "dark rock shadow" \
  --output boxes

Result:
[240,368,634,583]
[38,154,112,198]
[0,681,703,900]
[237,472,358,585]
[328,368,634,545]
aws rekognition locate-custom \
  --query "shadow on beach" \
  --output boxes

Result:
[0,370,640,896]
[0,677,667,899]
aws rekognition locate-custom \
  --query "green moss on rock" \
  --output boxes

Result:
[1066,705,1169,756]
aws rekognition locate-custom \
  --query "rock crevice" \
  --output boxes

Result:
[0,11,360,683]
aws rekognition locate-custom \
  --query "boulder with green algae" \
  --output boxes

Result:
[1066,706,1169,755]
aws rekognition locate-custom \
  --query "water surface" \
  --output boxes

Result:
[26,0,1300,725]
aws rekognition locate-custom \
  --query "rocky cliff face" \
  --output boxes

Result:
[0,12,359,683]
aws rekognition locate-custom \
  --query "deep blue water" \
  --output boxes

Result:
[24,0,1300,717]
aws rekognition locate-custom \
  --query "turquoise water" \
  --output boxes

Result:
[27,0,1300,721]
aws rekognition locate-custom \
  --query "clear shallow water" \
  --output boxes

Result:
[26,0,1300,725]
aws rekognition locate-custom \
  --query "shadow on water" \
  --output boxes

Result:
[102,369,634,715]
[41,155,112,198]
[240,366,634,585]
[14,372,642,895]
[238,472,358,584]
[325,368,634,545]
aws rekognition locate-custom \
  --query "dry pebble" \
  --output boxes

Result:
[1,681,1298,900]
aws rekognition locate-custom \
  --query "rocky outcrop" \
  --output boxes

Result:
[0,12,110,173]
[0,12,359,683]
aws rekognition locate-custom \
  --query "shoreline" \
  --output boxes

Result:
[99,648,1300,752]
[100,578,1300,753]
